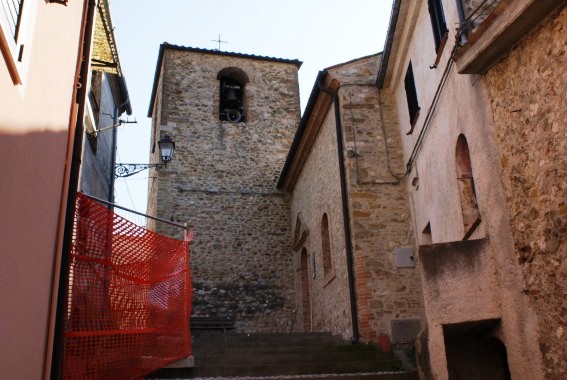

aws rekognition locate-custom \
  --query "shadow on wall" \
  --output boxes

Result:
[0,129,69,379]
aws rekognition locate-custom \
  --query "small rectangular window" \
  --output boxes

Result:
[428,0,448,53]
[404,62,420,130]
[0,0,38,85]
[0,0,24,41]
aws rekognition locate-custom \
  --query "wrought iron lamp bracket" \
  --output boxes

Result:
[115,163,165,178]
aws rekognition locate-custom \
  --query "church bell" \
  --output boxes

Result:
[225,89,238,108]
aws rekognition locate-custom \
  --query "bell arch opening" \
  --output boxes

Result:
[217,67,249,123]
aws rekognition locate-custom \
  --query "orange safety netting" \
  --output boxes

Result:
[62,193,192,379]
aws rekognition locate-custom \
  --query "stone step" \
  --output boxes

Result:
[147,332,416,379]
[192,343,387,356]
[195,350,394,367]
[156,359,402,378]
[148,371,419,380]
[192,332,344,347]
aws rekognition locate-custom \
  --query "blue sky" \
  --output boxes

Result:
[110,0,393,216]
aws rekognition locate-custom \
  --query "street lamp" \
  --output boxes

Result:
[115,135,176,178]
[157,135,175,163]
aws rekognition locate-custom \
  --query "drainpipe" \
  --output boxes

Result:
[49,0,97,378]
[318,81,359,344]
[109,83,131,204]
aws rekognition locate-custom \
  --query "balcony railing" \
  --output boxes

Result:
[455,0,563,73]
[459,0,503,37]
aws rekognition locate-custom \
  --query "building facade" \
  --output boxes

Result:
[144,1,564,377]
[79,1,131,201]
[0,1,87,379]
[377,0,565,379]
[0,1,130,378]
[478,3,566,378]
[147,45,302,332]
[279,55,424,345]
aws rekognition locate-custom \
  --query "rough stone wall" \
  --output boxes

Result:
[290,110,353,339]
[158,49,300,192]
[385,1,545,375]
[288,55,424,343]
[331,57,423,344]
[483,7,567,379]
[148,48,300,332]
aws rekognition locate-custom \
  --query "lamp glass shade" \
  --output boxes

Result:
[158,135,175,163]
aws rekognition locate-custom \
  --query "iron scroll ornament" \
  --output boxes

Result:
[115,163,165,178]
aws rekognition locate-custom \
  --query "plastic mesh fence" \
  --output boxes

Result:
[61,193,192,379]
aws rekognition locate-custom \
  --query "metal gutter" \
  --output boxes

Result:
[376,0,402,88]
[147,43,166,117]
[109,79,131,203]
[49,0,97,378]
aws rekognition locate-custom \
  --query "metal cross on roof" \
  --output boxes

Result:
[212,34,227,51]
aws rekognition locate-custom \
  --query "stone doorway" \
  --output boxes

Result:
[299,248,312,331]
[443,319,511,380]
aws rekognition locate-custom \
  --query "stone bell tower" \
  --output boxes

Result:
[147,43,302,332]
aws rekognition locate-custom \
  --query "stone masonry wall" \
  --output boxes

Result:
[332,56,423,344]
[483,7,567,379]
[158,49,300,192]
[291,110,353,339]
[288,54,424,344]
[147,48,300,332]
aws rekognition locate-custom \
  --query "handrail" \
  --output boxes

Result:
[82,193,188,230]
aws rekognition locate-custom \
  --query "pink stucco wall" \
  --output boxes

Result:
[0,1,84,379]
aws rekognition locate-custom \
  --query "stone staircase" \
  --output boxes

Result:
[147,332,418,379]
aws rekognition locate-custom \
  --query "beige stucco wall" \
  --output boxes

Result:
[484,6,567,379]
[383,0,545,378]
[0,1,84,379]
[147,48,300,331]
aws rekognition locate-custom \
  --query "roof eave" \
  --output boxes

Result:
[147,43,302,118]
[147,44,166,118]
[276,70,329,190]
[376,0,402,88]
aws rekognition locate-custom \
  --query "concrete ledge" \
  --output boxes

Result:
[419,239,487,281]
[455,0,565,73]
[165,355,194,368]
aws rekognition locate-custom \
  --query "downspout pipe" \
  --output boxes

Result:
[50,0,97,378]
[318,80,360,344]
[109,76,131,204]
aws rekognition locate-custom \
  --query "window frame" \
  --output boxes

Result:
[320,213,334,280]
[0,0,38,85]
[404,61,420,133]
[428,0,449,54]
[219,76,245,123]
[455,134,481,239]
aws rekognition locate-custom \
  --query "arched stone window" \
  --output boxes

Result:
[217,67,249,123]
[321,213,332,275]
[456,134,481,238]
